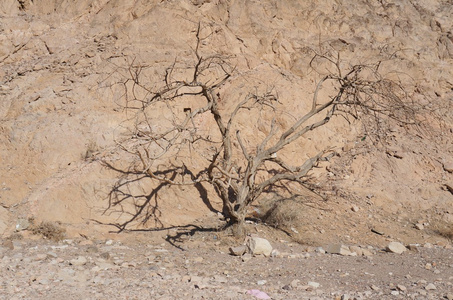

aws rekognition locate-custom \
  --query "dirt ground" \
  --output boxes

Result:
[1,222,453,300]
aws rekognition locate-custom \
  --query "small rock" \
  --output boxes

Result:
[407,245,419,252]
[445,183,453,194]
[282,284,292,291]
[193,257,204,263]
[270,249,280,257]
[425,283,436,290]
[2,240,14,250]
[213,275,228,283]
[361,248,373,256]
[34,254,47,261]
[351,205,360,212]
[246,289,271,300]
[246,237,273,257]
[242,253,252,262]
[386,242,407,254]
[315,247,325,254]
[38,277,50,285]
[15,219,30,231]
[443,161,453,173]
[349,246,363,256]
[308,281,320,289]
[229,245,246,256]
[446,293,453,300]
[436,241,448,247]
[415,223,424,230]
[78,240,93,246]
[391,291,399,296]
[397,284,407,291]
[423,243,433,248]
[290,279,300,288]
[257,280,267,285]
[70,256,88,266]
[325,244,351,256]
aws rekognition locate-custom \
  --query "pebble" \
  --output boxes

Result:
[425,283,436,290]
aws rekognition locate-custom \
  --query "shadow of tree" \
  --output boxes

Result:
[97,160,220,234]
[134,224,220,251]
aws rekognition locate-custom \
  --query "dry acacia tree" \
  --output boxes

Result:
[116,26,418,235]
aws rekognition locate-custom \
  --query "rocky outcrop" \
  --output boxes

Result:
[0,0,451,240]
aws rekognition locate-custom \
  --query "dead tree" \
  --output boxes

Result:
[116,26,419,236]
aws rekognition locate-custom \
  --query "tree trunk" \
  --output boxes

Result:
[231,215,246,238]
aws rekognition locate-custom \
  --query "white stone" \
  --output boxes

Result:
[425,283,436,290]
[246,237,273,257]
[386,242,407,254]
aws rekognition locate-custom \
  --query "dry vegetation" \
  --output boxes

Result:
[30,220,66,241]
[106,24,425,236]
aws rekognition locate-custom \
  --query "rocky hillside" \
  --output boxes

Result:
[0,0,452,246]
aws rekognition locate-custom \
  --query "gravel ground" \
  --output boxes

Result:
[1,235,452,300]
